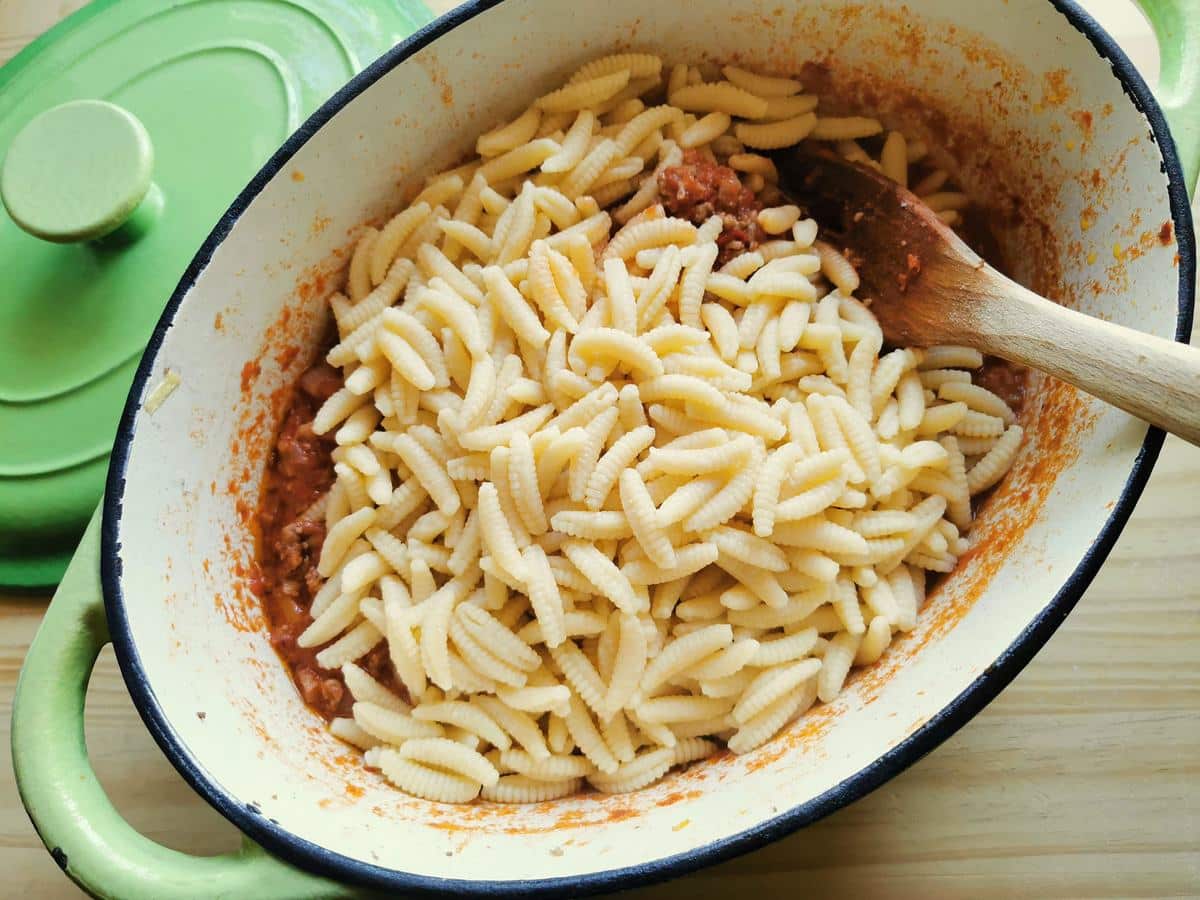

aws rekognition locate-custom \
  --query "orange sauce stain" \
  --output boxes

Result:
[239,360,260,394]
[275,345,300,370]
[291,170,305,182]
[415,52,455,107]
[1041,68,1073,106]
[746,704,839,772]
[550,809,586,828]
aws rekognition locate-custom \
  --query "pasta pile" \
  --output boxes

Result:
[295,54,1023,804]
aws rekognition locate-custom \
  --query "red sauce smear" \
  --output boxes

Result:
[658,150,763,264]
[253,359,405,720]
[976,356,1027,413]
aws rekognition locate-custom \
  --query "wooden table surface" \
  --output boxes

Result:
[1,1,1196,897]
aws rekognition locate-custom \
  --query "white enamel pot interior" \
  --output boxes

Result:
[103,0,1194,894]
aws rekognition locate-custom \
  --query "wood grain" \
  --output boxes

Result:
[976,282,1200,446]
[1,2,1196,897]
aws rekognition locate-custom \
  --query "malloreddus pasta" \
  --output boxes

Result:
[253,55,1025,803]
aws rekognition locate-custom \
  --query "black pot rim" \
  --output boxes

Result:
[101,1,1196,896]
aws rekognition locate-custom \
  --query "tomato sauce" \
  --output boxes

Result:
[252,359,405,720]
[976,357,1027,413]
[658,150,763,264]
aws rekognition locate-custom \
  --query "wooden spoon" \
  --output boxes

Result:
[772,146,1200,446]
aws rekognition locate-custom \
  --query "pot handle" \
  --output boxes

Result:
[11,508,348,899]
[1137,0,1200,195]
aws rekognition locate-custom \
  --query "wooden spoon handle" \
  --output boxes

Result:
[970,282,1200,446]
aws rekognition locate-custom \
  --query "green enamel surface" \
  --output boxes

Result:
[0,100,154,242]
[1137,0,1200,193]
[11,509,350,898]
[0,0,435,588]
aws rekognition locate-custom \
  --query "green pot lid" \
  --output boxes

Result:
[0,0,434,590]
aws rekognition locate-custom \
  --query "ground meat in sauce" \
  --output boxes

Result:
[977,355,1028,414]
[254,359,407,720]
[658,150,763,264]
